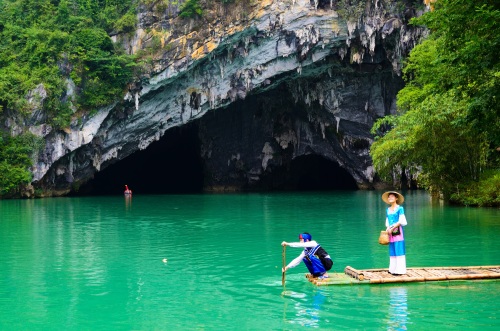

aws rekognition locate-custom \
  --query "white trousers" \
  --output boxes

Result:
[389,255,406,274]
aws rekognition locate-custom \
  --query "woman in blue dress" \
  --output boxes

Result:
[382,191,407,275]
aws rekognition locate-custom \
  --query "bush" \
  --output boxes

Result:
[179,0,203,18]
[0,0,137,127]
[0,133,43,196]
[0,1,141,197]
[450,170,500,207]
[114,12,137,33]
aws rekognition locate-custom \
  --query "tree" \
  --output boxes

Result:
[179,0,203,18]
[0,133,43,196]
[0,0,137,197]
[370,0,500,205]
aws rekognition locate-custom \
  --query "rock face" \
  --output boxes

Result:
[15,0,425,196]
[197,67,403,191]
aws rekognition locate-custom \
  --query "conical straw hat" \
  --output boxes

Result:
[381,191,404,204]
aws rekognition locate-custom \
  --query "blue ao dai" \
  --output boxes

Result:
[385,205,407,274]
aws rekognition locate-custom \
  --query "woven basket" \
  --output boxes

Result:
[378,230,389,245]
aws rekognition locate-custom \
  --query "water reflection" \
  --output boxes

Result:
[387,287,408,331]
[1,192,499,329]
[287,289,326,328]
[125,195,132,210]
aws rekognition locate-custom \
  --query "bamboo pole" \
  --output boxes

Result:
[282,245,286,287]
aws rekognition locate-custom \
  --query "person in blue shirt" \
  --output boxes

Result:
[282,233,333,279]
[382,191,408,275]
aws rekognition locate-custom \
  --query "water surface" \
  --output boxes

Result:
[1,191,499,330]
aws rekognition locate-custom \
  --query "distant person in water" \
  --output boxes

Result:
[382,191,407,275]
[282,233,333,279]
[124,185,132,195]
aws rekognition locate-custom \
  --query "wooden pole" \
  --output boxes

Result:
[282,245,286,287]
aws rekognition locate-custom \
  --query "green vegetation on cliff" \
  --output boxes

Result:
[0,0,137,125]
[0,0,138,196]
[0,0,239,197]
[371,0,500,206]
[0,132,43,196]
[179,0,203,18]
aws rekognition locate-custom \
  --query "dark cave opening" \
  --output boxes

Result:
[74,121,357,195]
[76,124,204,195]
[281,154,358,191]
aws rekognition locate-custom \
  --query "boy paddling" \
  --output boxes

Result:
[124,185,132,195]
[282,233,333,279]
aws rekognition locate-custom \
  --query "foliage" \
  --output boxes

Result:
[0,0,141,197]
[0,133,43,196]
[0,0,137,127]
[406,0,500,147]
[114,12,137,34]
[450,170,500,207]
[141,0,180,14]
[179,0,203,18]
[336,0,367,21]
[370,0,500,204]
[371,93,489,196]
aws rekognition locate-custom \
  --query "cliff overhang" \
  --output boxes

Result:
[10,0,425,196]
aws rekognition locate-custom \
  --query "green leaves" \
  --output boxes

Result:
[113,12,137,34]
[179,0,203,18]
[372,92,488,196]
[0,1,137,126]
[0,133,43,195]
[0,0,139,196]
[370,0,500,205]
[412,0,500,145]
[451,170,500,207]
[73,28,114,54]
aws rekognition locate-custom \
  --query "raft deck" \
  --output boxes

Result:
[306,265,500,286]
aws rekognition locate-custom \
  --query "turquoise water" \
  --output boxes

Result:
[0,191,499,330]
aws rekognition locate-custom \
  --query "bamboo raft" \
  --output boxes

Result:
[306,265,500,286]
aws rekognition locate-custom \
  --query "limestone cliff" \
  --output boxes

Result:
[15,0,426,196]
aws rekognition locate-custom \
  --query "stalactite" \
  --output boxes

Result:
[24,0,423,196]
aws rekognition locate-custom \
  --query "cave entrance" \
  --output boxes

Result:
[76,123,203,195]
[279,154,358,191]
